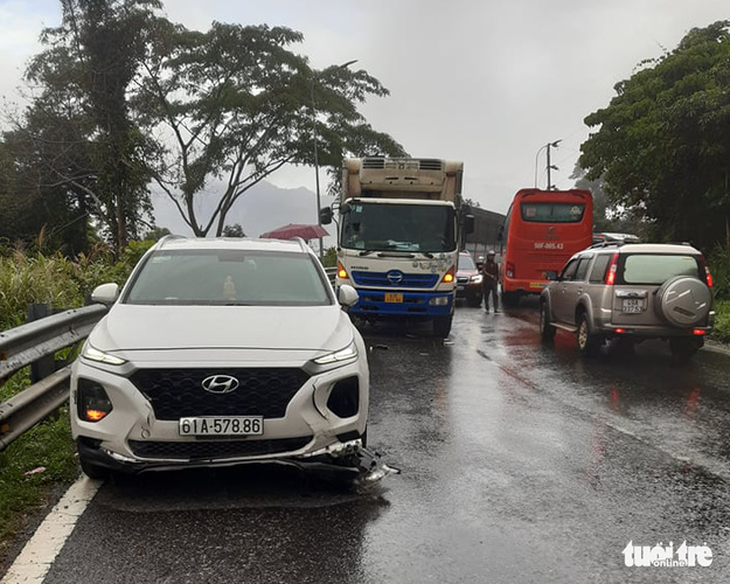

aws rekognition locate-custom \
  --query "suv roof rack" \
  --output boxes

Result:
[588,240,633,249]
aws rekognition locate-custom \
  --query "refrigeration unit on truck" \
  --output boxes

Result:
[320,157,471,338]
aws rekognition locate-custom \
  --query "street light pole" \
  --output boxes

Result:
[310,59,358,261]
[545,139,561,190]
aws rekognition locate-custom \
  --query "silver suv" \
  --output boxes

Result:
[539,242,714,359]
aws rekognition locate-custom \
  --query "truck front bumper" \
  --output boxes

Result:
[348,289,454,318]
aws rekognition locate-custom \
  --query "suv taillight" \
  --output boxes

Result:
[506,262,515,279]
[604,253,619,285]
[700,256,713,288]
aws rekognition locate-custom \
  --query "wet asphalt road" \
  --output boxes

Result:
[42,300,730,583]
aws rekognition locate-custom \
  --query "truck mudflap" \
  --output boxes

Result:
[349,290,454,318]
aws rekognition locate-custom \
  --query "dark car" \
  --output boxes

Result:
[456,251,482,307]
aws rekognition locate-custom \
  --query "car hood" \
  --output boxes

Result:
[88,304,354,356]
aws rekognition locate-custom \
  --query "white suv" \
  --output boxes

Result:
[71,236,369,478]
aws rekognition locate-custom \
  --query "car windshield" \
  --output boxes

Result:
[620,254,700,285]
[341,202,455,253]
[123,249,332,306]
[458,254,476,270]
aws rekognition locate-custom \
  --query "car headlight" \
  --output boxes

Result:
[310,341,359,371]
[82,343,127,366]
[470,274,483,284]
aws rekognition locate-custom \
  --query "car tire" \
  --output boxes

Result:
[656,276,712,328]
[433,315,453,338]
[539,302,556,341]
[669,337,701,362]
[576,312,601,357]
[79,454,109,480]
[466,295,481,308]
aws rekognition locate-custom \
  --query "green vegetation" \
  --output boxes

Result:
[0,242,150,553]
[713,301,730,344]
[580,21,730,250]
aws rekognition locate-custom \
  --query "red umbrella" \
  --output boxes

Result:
[260,223,329,241]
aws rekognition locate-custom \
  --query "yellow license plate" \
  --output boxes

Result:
[529,282,546,289]
[385,293,403,303]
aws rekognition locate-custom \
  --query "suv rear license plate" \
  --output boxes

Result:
[179,416,264,436]
[621,298,644,314]
[385,293,403,303]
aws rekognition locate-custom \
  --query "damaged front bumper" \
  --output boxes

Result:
[78,438,399,484]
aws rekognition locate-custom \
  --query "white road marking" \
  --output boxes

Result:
[1,476,101,584]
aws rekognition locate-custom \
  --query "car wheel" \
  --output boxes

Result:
[669,337,701,362]
[576,312,601,357]
[539,302,556,341]
[433,315,453,338]
[79,454,109,480]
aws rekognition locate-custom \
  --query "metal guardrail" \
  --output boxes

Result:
[0,304,107,451]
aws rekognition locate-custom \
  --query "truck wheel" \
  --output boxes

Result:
[501,291,519,308]
[576,312,601,357]
[433,315,453,338]
[539,302,556,341]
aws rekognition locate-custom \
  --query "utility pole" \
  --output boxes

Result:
[546,139,561,190]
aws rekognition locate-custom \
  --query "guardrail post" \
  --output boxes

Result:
[27,303,55,384]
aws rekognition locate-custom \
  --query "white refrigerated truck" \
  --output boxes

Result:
[321,157,470,337]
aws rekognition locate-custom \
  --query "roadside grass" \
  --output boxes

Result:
[0,402,78,556]
[712,300,730,344]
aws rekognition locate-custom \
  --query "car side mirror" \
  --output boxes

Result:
[91,282,120,305]
[337,284,359,308]
[545,270,558,281]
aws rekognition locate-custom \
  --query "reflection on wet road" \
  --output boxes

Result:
[41,303,730,583]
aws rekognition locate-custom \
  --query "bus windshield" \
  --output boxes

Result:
[341,203,455,253]
[521,202,586,223]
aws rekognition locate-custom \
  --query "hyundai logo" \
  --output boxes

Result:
[386,270,404,284]
[201,375,239,394]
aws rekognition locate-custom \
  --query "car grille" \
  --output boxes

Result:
[128,436,313,460]
[351,271,440,288]
[129,368,310,420]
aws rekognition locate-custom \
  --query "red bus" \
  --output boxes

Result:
[499,188,593,306]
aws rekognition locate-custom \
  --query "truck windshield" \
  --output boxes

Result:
[341,203,455,253]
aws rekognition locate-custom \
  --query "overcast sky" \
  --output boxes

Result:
[1,0,729,215]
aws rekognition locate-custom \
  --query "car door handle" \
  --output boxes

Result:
[577,288,583,294]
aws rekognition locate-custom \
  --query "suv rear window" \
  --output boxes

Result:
[620,254,701,285]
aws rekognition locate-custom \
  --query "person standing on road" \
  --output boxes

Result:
[481,250,500,312]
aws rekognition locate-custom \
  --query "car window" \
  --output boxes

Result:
[560,259,580,281]
[574,257,592,281]
[124,249,333,306]
[458,254,476,270]
[589,254,611,283]
[620,254,701,285]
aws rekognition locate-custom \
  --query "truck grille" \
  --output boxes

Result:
[129,368,310,420]
[351,271,440,288]
[128,436,313,460]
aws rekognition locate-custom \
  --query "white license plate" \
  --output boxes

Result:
[622,298,644,314]
[179,416,264,436]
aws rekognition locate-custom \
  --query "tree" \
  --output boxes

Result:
[580,21,730,249]
[5,0,161,253]
[134,21,405,237]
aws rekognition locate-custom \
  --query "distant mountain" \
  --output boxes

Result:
[152,181,338,248]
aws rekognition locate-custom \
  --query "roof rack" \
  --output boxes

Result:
[588,240,633,249]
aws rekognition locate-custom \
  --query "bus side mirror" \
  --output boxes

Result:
[320,207,333,225]
[339,202,351,215]
[464,214,475,235]
[497,226,504,242]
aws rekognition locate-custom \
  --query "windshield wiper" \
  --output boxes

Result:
[358,250,376,256]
